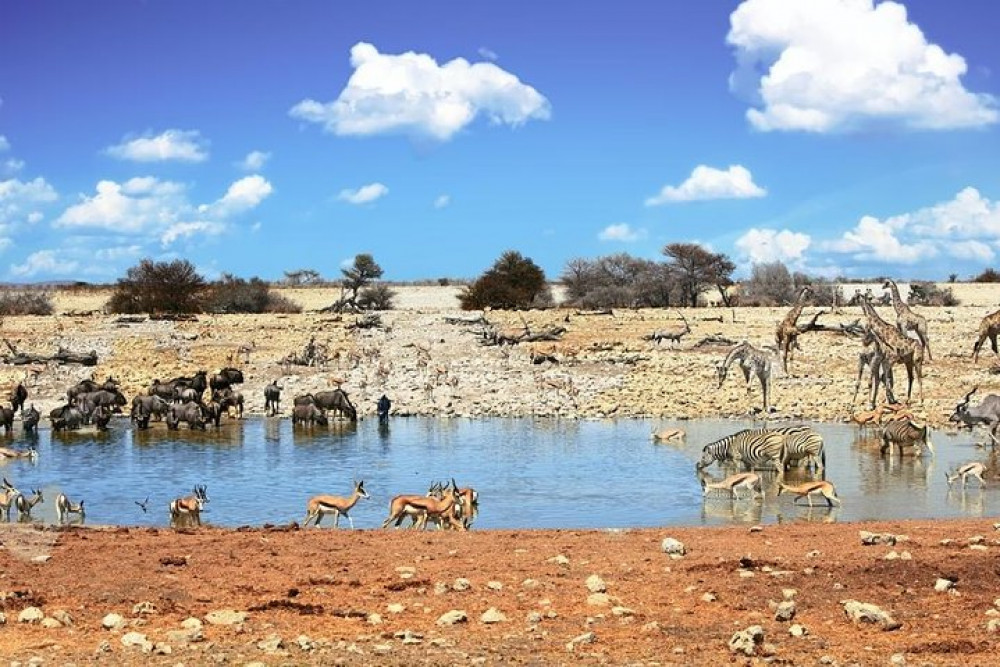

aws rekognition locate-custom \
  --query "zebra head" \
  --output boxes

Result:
[715,363,728,388]
[695,448,717,470]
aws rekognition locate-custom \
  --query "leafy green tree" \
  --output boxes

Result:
[459,250,550,310]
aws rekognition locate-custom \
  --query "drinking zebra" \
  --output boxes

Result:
[880,419,934,457]
[771,425,826,473]
[695,429,786,473]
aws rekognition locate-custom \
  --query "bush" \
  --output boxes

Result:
[207,274,302,314]
[908,281,960,306]
[561,254,678,309]
[741,262,795,306]
[357,284,396,310]
[459,250,551,310]
[0,290,54,316]
[973,268,1000,283]
[106,259,207,315]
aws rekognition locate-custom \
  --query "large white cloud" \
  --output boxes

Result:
[824,214,937,263]
[290,42,550,140]
[646,165,766,205]
[728,0,998,132]
[735,228,811,265]
[907,186,1000,238]
[0,176,58,224]
[105,129,209,162]
[338,182,388,205]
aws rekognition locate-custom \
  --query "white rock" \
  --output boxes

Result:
[789,624,808,637]
[101,612,125,630]
[367,613,383,625]
[585,574,607,593]
[50,610,73,627]
[548,554,570,566]
[18,607,45,624]
[436,609,468,626]
[121,631,153,652]
[661,538,686,556]
[181,617,203,630]
[204,609,248,626]
[487,580,503,591]
[566,631,595,652]
[480,608,507,624]
[387,603,405,614]
[934,578,956,592]
[587,593,611,606]
[452,578,471,591]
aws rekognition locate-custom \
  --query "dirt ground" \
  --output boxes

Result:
[1,519,999,665]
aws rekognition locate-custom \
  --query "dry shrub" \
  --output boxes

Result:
[0,290,54,316]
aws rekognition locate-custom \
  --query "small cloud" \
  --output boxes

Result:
[735,228,811,265]
[949,240,994,261]
[646,164,766,205]
[95,245,142,261]
[250,221,262,233]
[236,150,271,171]
[104,129,209,163]
[478,47,498,61]
[10,249,79,277]
[26,211,43,224]
[3,158,25,175]
[0,135,9,152]
[598,223,646,242]
[199,175,274,218]
[338,182,388,205]
[0,176,59,224]
[160,221,226,246]
[290,42,550,141]
[433,194,451,209]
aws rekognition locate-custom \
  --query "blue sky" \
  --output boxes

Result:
[1,0,999,283]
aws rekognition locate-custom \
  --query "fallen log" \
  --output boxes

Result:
[693,335,738,348]
[2,342,98,366]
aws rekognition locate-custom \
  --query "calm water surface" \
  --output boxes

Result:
[1,417,996,529]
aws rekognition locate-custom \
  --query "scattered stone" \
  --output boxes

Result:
[841,600,901,631]
[738,570,755,579]
[121,631,153,652]
[585,574,607,593]
[452,578,472,591]
[890,653,907,666]
[782,589,798,600]
[487,581,503,591]
[860,531,897,546]
[612,606,635,617]
[387,603,405,614]
[18,607,45,624]
[257,634,285,653]
[396,566,416,579]
[806,550,821,558]
[153,642,172,655]
[40,617,62,629]
[50,610,73,627]
[969,535,986,545]
[181,617,203,630]
[367,613,383,626]
[373,643,393,654]
[940,539,954,546]
[480,608,507,624]
[749,525,763,533]
[0,612,5,625]
[204,609,248,626]
[522,578,540,589]
[527,611,543,624]
[399,630,423,645]
[885,551,900,560]
[566,631,596,652]
[548,554,570,566]
[436,610,468,626]
[934,578,956,592]
[434,582,449,595]
[970,544,988,551]
[728,625,764,656]
[789,624,808,637]
[132,601,157,615]
[661,538,686,557]
[775,600,797,622]
[96,640,112,654]
[900,551,912,560]
[166,628,203,644]
[587,593,612,606]
[297,635,317,652]
[987,619,1000,633]
[701,592,717,603]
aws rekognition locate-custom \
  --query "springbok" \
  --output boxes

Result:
[15,488,43,520]
[169,485,209,526]
[777,480,841,508]
[382,480,465,531]
[699,472,764,500]
[0,446,37,460]
[652,427,685,442]
[453,482,479,529]
[55,493,85,523]
[945,462,988,489]
[303,480,369,528]
[0,477,19,520]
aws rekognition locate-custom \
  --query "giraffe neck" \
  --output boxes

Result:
[887,281,908,315]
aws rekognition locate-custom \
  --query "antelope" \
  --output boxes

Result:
[453,483,479,530]
[652,427,685,442]
[777,480,841,508]
[55,493,85,523]
[0,477,20,520]
[380,483,439,529]
[303,480,369,528]
[15,488,43,520]
[0,446,37,460]
[945,462,988,489]
[383,480,465,531]
[699,472,764,500]
[169,485,209,526]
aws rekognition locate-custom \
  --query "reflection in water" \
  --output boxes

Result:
[0,416,996,529]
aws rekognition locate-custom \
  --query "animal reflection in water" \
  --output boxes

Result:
[698,470,773,524]
[852,429,935,495]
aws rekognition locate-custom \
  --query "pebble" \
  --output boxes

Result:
[204,609,248,626]
[387,603,405,614]
[661,538,686,557]
[487,581,503,591]
[452,578,471,591]
[101,612,125,630]
[789,624,808,637]
[566,631,595,652]
[585,574,607,593]
[548,555,570,566]
[436,610,468,626]
[480,608,507,624]
[18,607,45,624]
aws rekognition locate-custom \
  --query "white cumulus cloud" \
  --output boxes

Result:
[290,42,550,141]
[338,182,388,205]
[0,135,9,152]
[199,175,274,218]
[237,150,271,171]
[104,129,209,162]
[907,186,1000,239]
[735,228,811,265]
[10,249,79,277]
[0,177,58,224]
[646,164,766,205]
[825,214,937,263]
[727,0,998,132]
[598,223,646,242]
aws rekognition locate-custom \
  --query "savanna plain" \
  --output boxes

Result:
[2,284,1000,665]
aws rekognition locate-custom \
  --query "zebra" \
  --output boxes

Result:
[771,425,826,473]
[695,429,786,473]
[880,419,934,457]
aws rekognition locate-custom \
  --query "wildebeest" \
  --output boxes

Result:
[21,405,40,434]
[148,379,177,402]
[131,395,171,427]
[50,403,84,431]
[314,389,357,421]
[167,402,207,430]
[67,376,118,403]
[202,400,223,427]
[264,381,282,416]
[166,371,208,402]
[9,383,28,413]
[0,406,14,434]
[213,388,244,419]
[92,405,112,431]
[292,403,328,426]
[377,394,391,421]
[210,367,244,393]
[77,389,128,420]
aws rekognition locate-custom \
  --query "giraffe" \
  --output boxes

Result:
[882,280,932,360]
[972,308,1000,363]
[775,286,812,374]
[853,327,897,408]
[859,296,924,404]
[717,341,772,412]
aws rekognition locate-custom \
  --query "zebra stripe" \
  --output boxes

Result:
[697,429,786,472]
[881,419,933,456]
[771,425,826,471]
